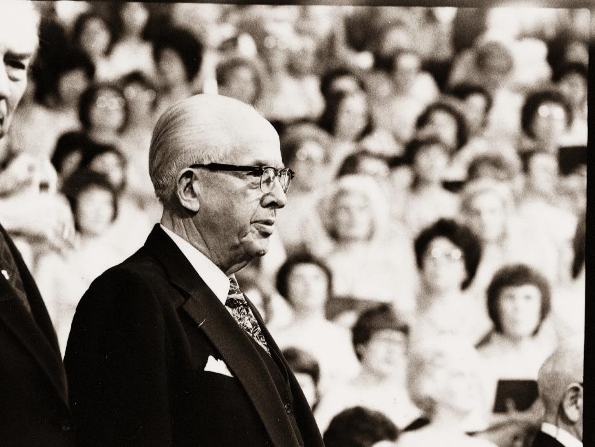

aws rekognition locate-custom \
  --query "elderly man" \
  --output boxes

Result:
[65,94,324,447]
[0,2,74,445]
[530,340,584,447]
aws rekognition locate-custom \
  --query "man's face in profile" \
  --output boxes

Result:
[0,5,37,139]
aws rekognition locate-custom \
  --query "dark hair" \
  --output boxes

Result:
[282,347,321,386]
[61,169,119,230]
[415,101,469,151]
[467,153,517,182]
[448,83,493,116]
[38,49,95,105]
[486,264,551,334]
[318,90,373,140]
[403,136,449,166]
[414,218,482,290]
[320,66,366,100]
[153,27,204,82]
[118,70,158,109]
[571,213,585,279]
[474,40,514,75]
[72,11,115,56]
[323,406,399,447]
[552,61,588,84]
[216,56,264,105]
[275,253,333,302]
[352,304,409,361]
[82,145,128,193]
[519,149,555,175]
[78,83,130,134]
[336,151,389,179]
[520,88,573,139]
[280,122,331,167]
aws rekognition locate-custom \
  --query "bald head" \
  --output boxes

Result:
[538,340,584,416]
[149,94,277,207]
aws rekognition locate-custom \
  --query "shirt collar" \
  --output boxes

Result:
[541,423,582,447]
[160,224,230,305]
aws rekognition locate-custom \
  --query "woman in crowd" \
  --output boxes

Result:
[117,71,161,217]
[394,337,496,447]
[477,264,558,420]
[399,137,460,236]
[274,122,333,257]
[273,253,360,388]
[106,2,156,80]
[282,347,322,410]
[318,175,417,319]
[71,10,115,81]
[459,179,560,299]
[370,49,439,149]
[315,305,421,433]
[152,26,204,116]
[318,89,398,175]
[255,26,324,125]
[216,55,265,107]
[411,218,489,344]
[519,88,573,155]
[8,49,94,159]
[324,406,399,447]
[51,82,130,185]
[34,170,121,354]
[83,145,153,260]
[552,62,588,146]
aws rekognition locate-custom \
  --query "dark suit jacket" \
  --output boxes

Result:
[530,431,567,447]
[0,225,73,446]
[64,225,324,447]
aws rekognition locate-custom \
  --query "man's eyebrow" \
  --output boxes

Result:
[6,51,33,60]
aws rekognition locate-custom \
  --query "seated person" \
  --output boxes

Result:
[282,347,322,411]
[315,304,421,433]
[477,264,558,420]
[396,337,497,447]
[273,253,360,388]
[324,406,399,447]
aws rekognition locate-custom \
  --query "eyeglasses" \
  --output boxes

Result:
[190,163,295,194]
[428,247,464,263]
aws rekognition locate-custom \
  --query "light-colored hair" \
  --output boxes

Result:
[406,337,483,417]
[538,338,584,417]
[148,94,265,207]
[0,1,40,49]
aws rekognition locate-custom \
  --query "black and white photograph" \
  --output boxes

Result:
[0,1,589,446]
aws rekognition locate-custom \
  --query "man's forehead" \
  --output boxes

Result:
[0,8,38,56]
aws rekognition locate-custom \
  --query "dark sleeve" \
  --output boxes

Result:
[64,268,173,447]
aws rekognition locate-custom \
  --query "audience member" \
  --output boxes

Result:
[412,218,489,344]
[315,304,421,433]
[273,253,361,388]
[324,406,399,447]
[397,336,495,446]
[477,264,558,420]
[283,347,322,410]
[35,170,121,354]
[71,10,115,81]
[216,55,265,107]
[552,63,588,146]
[317,175,417,317]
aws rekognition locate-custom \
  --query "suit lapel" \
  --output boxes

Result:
[144,226,301,447]
[0,229,68,407]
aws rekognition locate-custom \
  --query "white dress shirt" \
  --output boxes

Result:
[160,225,229,304]
[541,423,582,447]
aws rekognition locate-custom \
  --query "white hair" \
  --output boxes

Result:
[148,94,265,207]
[0,1,40,48]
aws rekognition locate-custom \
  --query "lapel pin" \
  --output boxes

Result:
[1,270,9,280]
[198,319,206,328]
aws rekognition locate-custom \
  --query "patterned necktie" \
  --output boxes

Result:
[225,277,270,355]
[0,231,31,313]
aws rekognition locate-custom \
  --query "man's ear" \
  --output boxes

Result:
[562,382,583,423]
[176,169,200,213]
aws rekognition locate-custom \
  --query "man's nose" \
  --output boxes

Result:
[262,177,287,208]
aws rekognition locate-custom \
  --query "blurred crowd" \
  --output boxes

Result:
[0,3,587,447]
